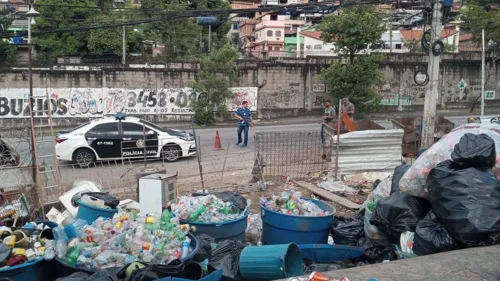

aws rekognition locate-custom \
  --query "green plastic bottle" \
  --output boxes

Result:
[368,201,377,211]
[188,205,206,222]
[160,210,172,230]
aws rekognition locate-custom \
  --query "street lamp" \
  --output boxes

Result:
[25,4,40,193]
[26,5,40,44]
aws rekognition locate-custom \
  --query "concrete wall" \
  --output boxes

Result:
[0,53,499,128]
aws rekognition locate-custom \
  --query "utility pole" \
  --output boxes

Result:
[122,15,126,65]
[420,0,443,151]
[481,28,485,116]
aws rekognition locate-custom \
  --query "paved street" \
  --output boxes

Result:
[0,115,478,203]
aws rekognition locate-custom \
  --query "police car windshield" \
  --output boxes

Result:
[140,120,165,132]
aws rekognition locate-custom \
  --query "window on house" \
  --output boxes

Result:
[270,15,278,21]
[275,30,282,37]
[267,30,273,37]
[285,26,291,31]
[395,43,402,49]
[314,44,322,49]
[274,46,280,51]
[233,23,238,30]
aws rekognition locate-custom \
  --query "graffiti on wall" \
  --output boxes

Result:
[268,83,301,108]
[0,87,258,118]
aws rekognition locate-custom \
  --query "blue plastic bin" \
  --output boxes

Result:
[261,198,335,245]
[0,221,57,281]
[239,243,303,281]
[298,244,364,263]
[76,200,119,224]
[187,210,248,243]
[54,233,200,278]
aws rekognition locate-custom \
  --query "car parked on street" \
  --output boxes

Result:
[55,114,196,167]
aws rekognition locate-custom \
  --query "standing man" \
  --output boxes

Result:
[341,97,355,119]
[321,99,336,143]
[235,101,253,147]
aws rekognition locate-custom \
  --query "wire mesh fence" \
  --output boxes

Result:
[0,136,256,210]
[254,131,332,183]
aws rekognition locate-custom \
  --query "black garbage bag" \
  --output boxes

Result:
[194,234,215,262]
[413,211,459,256]
[451,133,496,168]
[370,192,431,242]
[208,240,246,281]
[118,260,187,281]
[331,216,364,246]
[87,268,121,281]
[356,237,396,263]
[427,163,500,247]
[426,133,500,247]
[56,272,90,281]
[81,192,120,208]
[391,164,410,194]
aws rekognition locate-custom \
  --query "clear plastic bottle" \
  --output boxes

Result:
[141,250,154,263]
[112,242,122,253]
[82,246,102,258]
[76,255,91,267]
[95,250,114,266]
[43,240,56,261]
[56,239,68,259]
[180,241,190,259]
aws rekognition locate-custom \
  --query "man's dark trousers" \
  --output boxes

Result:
[237,124,249,145]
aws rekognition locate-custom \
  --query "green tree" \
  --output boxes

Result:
[318,6,386,116]
[189,46,238,125]
[318,6,386,64]
[34,0,144,61]
[0,8,18,66]
[319,55,383,118]
[140,0,230,59]
[461,0,500,48]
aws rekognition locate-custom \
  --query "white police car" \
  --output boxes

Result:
[55,113,196,167]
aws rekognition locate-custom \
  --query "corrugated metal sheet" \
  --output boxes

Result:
[329,129,404,175]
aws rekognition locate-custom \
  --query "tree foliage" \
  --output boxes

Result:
[140,0,231,59]
[0,8,17,66]
[34,0,143,62]
[318,6,385,117]
[190,46,238,125]
[319,55,383,118]
[318,6,386,63]
[460,0,500,48]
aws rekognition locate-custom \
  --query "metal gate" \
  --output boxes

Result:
[254,131,332,182]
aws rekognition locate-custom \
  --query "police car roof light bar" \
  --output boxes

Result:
[115,113,127,120]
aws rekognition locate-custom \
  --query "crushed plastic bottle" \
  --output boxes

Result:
[172,195,247,223]
[56,239,68,259]
[43,240,56,261]
[260,191,330,216]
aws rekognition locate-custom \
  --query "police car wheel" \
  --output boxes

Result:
[162,145,181,162]
[73,148,95,168]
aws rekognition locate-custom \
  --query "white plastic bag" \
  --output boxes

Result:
[245,214,262,245]
[362,177,392,246]
[399,123,500,198]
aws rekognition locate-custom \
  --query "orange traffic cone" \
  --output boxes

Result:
[213,131,223,151]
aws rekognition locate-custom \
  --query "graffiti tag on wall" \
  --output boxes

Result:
[0,87,258,118]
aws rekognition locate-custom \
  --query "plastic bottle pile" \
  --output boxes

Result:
[260,192,329,216]
[172,195,246,223]
[44,210,192,269]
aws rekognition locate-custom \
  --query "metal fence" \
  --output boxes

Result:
[254,131,332,183]
[1,136,256,210]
